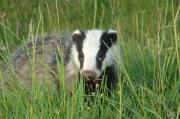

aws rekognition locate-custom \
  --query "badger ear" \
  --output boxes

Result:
[107,29,117,43]
[72,29,81,36]
[72,30,85,42]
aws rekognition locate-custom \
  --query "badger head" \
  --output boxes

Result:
[71,29,118,81]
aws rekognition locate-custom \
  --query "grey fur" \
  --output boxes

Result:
[8,31,74,91]
[1,30,120,94]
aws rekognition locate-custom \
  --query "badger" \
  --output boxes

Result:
[7,29,121,94]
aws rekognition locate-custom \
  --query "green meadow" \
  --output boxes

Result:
[0,0,179,118]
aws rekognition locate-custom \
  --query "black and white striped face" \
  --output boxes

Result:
[71,29,118,80]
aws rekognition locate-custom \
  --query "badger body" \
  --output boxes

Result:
[9,29,121,94]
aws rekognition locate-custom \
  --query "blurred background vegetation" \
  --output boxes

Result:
[0,0,179,118]
[0,0,179,43]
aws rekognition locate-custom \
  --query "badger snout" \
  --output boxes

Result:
[81,70,97,80]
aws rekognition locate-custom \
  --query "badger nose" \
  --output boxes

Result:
[81,70,97,80]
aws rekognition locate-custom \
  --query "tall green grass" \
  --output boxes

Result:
[0,0,179,118]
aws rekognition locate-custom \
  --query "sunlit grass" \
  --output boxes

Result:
[0,0,179,118]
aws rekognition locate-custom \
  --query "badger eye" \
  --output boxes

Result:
[78,53,84,62]
[97,51,105,62]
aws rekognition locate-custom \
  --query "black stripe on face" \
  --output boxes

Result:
[72,31,86,69]
[96,31,117,69]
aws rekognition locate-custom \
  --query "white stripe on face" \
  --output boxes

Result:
[71,45,80,68]
[81,29,103,78]
[71,29,119,79]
